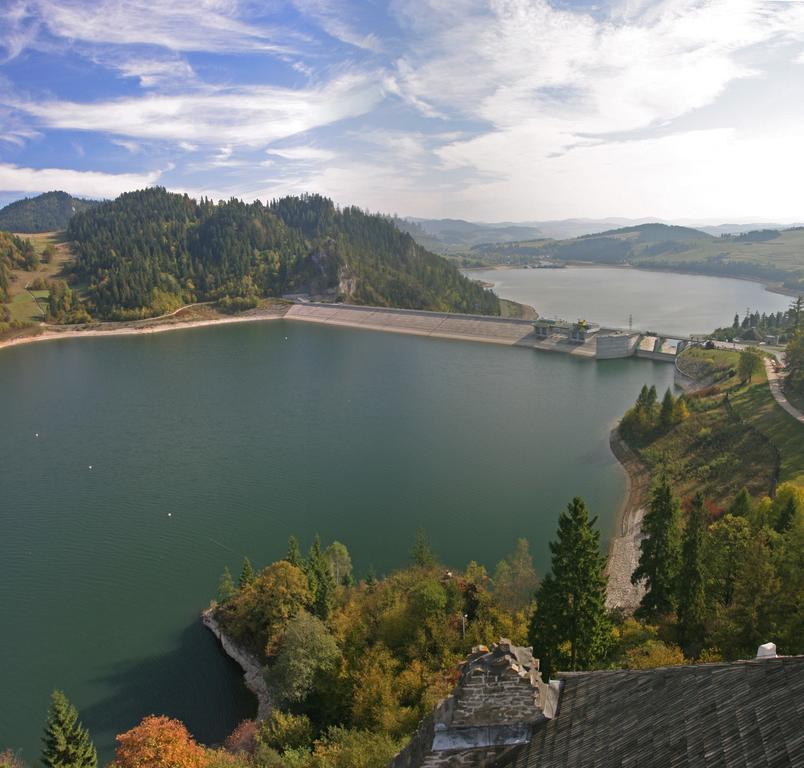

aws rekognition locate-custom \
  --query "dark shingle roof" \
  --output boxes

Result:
[493,657,804,768]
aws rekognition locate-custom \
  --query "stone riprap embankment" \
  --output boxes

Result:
[201,607,272,720]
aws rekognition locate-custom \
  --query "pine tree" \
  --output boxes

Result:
[41,690,97,768]
[529,497,611,678]
[775,496,796,532]
[286,536,304,569]
[217,566,236,604]
[728,488,753,518]
[677,494,707,657]
[633,475,681,619]
[659,388,676,429]
[307,536,335,620]
[411,527,435,568]
[239,556,255,589]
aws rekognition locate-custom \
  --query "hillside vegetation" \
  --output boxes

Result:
[67,188,500,320]
[0,191,99,233]
[468,223,804,290]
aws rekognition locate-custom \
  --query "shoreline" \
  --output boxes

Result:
[201,607,272,721]
[0,305,288,355]
[605,427,652,612]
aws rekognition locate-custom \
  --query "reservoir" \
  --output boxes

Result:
[468,266,792,337]
[0,321,674,760]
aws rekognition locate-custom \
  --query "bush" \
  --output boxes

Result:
[257,711,314,753]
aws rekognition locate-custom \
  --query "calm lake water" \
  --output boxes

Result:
[468,266,791,337]
[0,321,674,760]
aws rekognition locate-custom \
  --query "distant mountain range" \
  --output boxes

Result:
[402,216,804,251]
[0,191,100,233]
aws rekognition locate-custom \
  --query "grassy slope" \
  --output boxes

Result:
[623,348,804,509]
[1,232,72,326]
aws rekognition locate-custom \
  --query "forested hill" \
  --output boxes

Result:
[0,191,99,233]
[67,188,500,320]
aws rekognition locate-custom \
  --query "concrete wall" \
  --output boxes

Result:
[596,333,639,359]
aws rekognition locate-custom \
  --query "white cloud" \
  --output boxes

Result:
[266,146,336,161]
[11,73,385,148]
[0,163,162,198]
[5,0,295,57]
[292,0,383,52]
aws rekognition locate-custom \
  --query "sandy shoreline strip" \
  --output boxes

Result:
[0,306,288,354]
[605,427,651,612]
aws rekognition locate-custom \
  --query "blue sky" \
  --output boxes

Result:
[2,0,804,221]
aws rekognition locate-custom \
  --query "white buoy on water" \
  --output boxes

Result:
[34,433,39,438]
[88,465,93,470]
[168,512,172,517]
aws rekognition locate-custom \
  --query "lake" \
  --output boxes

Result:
[467,266,792,337]
[0,321,674,760]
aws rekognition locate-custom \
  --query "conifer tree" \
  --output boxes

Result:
[728,488,753,518]
[633,475,681,619]
[217,566,236,604]
[775,496,797,532]
[239,556,255,589]
[307,536,335,620]
[286,536,304,569]
[411,527,435,568]
[677,494,707,657]
[659,388,676,429]
[529,497,611,678]
[42,690,97,768]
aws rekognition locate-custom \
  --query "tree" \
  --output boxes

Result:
[257,710,313,753]
[410,527,435,568]
[269,611,340,705]
[238,557,254,589]
[324,541,353,586]
[218,561,311,655]
[0,750,25,768]
[307,536,335,620]
[217,567,236,604]
[659,388,676,429]
[493,538,539,612]
[737,346,762,383]
[632,475,681,619]
[42,243,57,264]
[528,497,611,677]
[304,727,402,768]
[676,494,707,657]
[285,536,304,569]
[704,514,751,609]
[41,690,97,768]
[727,487,753,518]
[786,330,804,391]
[111,716,207,768]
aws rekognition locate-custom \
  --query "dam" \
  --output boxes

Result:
[284,302,686,362]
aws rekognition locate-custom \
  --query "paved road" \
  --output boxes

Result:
[764,359,804,424]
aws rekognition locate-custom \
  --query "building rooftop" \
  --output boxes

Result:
[492,656,804,768]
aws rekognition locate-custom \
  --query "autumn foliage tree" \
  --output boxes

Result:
[111,716,208,768]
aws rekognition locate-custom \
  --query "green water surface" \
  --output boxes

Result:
[0,320,675,760]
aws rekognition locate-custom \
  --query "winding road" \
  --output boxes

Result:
[764,358,804,424]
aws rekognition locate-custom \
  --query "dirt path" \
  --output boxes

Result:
[764,358,804,425]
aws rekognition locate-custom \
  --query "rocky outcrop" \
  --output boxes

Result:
[201,607,272,720]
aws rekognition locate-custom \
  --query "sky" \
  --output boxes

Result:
[1,0,804,222]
